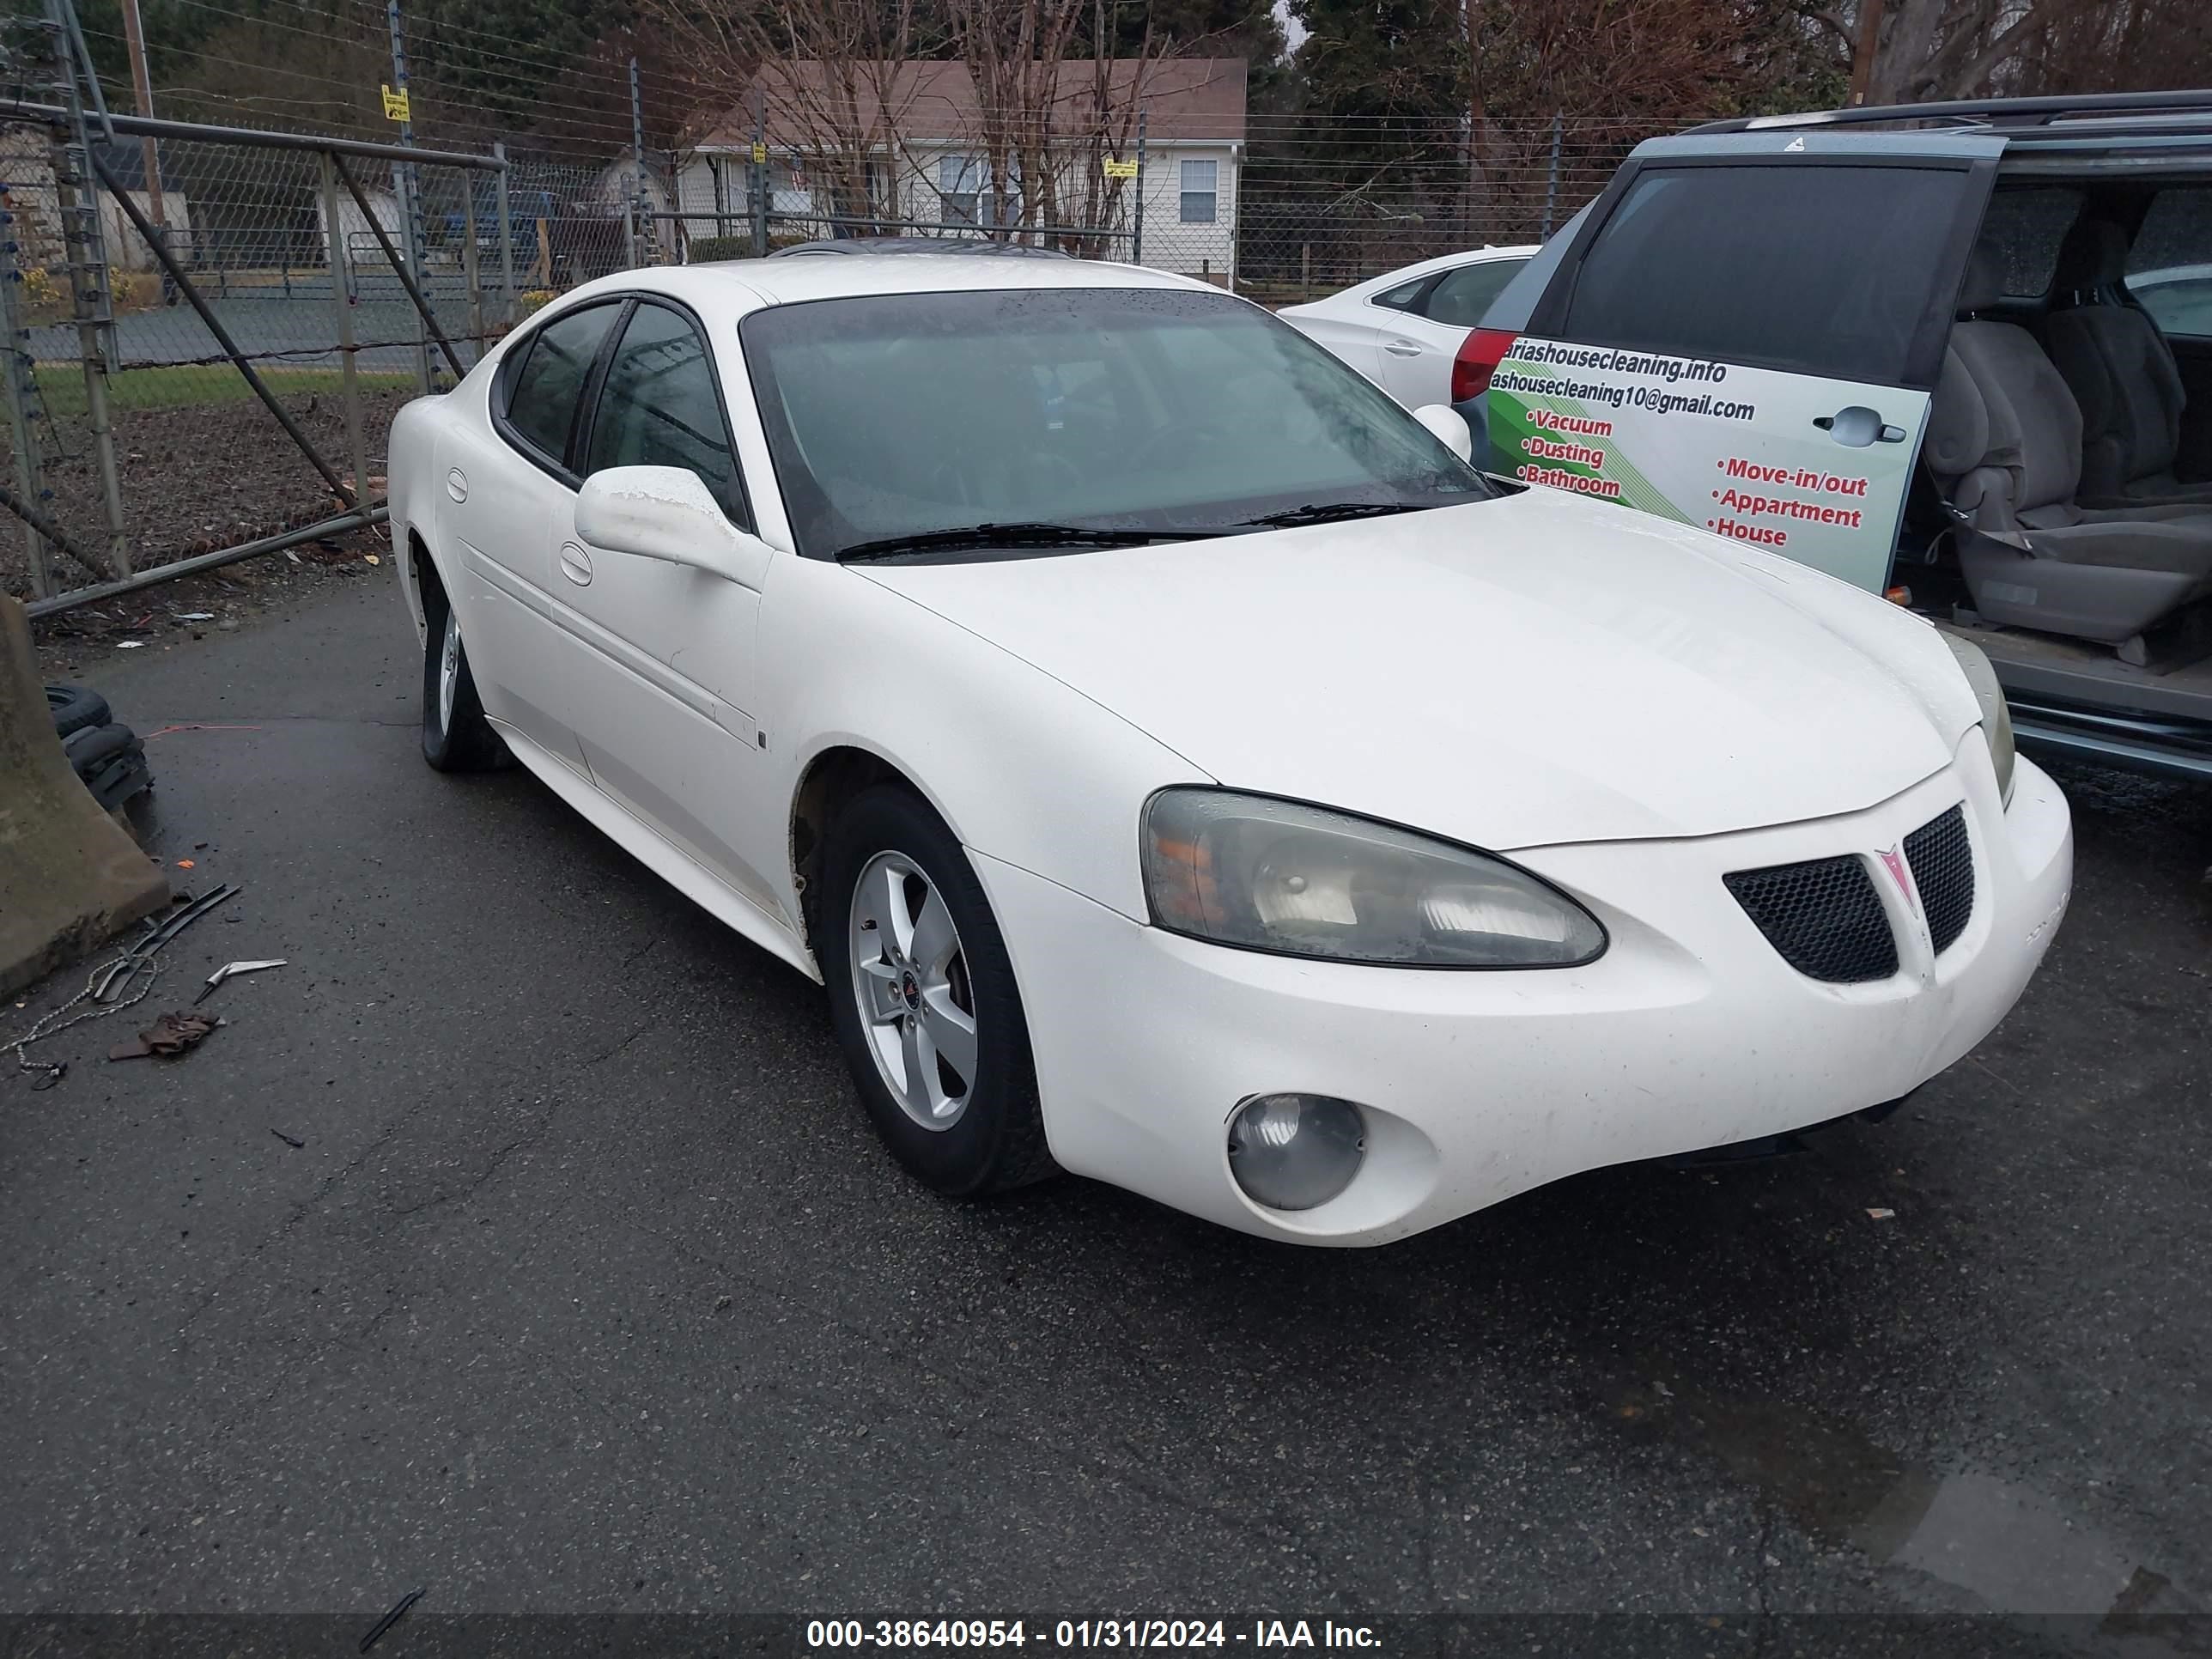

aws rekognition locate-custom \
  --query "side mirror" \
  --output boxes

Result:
[1413,403,1474,464]
[574,465,775,590]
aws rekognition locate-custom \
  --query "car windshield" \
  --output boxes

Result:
[738,286,1490,561]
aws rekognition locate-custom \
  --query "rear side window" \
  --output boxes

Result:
[1423,258,1528,328]
[1558,164,1971,384]
[505,303,620,465]
[2126,188,2212,338]
[1371,276,1430,313]
[1978,186,2083,297]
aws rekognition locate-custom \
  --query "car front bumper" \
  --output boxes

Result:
[973,740,2071,1245]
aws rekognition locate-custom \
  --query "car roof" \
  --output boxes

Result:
[770,237,1072,259]
[1644,93,2212,165]
[557,254,1213,315]
[1346,244,1539,291]
[732,252,1208,306]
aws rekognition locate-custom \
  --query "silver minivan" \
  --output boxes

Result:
[1465,91,2212,780]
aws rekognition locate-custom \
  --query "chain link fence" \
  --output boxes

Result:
[0,70,509,611]
[2,28,1674,614]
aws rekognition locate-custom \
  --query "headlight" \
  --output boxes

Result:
[1141,789,1606,968]
[1943,635,2015,806]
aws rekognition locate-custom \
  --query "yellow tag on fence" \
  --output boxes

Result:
[1102,157,1139,179]
[750,142,769,165]
[380,84,411,122]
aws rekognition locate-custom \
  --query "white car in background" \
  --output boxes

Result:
[2127,263,2212,338]
[389,254,2069,1246]
[1278,245,1537,410]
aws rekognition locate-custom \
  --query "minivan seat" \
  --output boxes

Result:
[1924,246,2212,645]
[2044,216,2212,508]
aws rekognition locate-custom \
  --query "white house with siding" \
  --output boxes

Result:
[677,58,1245,281]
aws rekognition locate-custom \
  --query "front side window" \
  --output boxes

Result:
[1559,162,1972,385]
[584,301,745,522]
[741,287,1487,561]
[1180,159,1218,225]
[505,302,620,465]
[1422,258,1528,328]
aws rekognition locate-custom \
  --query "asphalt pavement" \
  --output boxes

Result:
[4,577,2209,1639]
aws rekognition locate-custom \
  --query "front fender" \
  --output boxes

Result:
[758,556,1212,927]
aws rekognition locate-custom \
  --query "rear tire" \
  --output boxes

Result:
[819,785,1055,1198]
[420,582,504,773]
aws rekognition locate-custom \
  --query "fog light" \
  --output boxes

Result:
[1226,1093,1367,1212]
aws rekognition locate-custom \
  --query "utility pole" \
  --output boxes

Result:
[1849,0,1887,106]
[118,0,163,232]
[386,0,430,392]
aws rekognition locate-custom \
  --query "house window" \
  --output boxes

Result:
[1179,159,1217,225]
[939,155,982,227]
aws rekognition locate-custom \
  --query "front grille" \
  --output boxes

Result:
[1724,855,1899,983]
[1905,805,1974,955]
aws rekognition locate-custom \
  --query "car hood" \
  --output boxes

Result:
[858,489,1974,851]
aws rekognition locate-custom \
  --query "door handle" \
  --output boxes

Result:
[1383,339,1424,358]
[446,468,469,502]
[1814,407,1908,447]
[558,542,592,586]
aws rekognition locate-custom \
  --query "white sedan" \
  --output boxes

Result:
[390,254,2072,1246]
[1277,246,1537,409]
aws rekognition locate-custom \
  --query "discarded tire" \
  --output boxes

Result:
[46,683,111,739]
[63,721,153,814]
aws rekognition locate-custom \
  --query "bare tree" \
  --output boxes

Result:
[641,0,922,228]
[936,0,1188,245]
[1843,0,2210,106]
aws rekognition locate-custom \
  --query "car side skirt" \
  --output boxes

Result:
[492,718,824,983]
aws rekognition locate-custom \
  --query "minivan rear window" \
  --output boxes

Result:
[1557,163,1970,386]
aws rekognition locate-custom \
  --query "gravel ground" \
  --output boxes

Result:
[1,386,411,606]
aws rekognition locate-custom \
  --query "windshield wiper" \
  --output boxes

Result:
[1238,501,1437,528]
[839,522,1229,562]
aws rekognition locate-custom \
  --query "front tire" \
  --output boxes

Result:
[420,585,504,773]
[820,785,1054,1198]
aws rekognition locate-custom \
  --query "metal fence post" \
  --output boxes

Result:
[387,0,431,394]
[1132,106,1146,267]
[751,89,768,258]
[493,140,515,328]
[46,0,128,575]
[319,149,371,514]
[459,172,483,362]
[629,54,647,268]
[1541,110,1563,240]
[0,196,57,596]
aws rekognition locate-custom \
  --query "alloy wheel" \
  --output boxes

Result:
[847,849,979,1129]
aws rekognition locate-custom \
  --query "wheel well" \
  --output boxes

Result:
[410,530,443,609]
[790,746,924,951]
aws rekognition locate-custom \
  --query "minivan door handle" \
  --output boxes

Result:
[1382,338,1425,358]
[1814,407,1908,447]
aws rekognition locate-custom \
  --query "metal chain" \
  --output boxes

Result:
[7,951,164,1089]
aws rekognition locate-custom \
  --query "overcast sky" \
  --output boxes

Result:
[1274,0,1308,49]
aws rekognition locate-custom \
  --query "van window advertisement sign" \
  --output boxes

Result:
[1485,337,1930,594]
